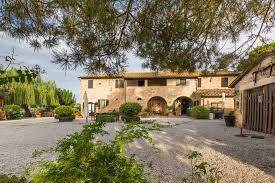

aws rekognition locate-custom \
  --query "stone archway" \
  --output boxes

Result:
[174,96,193,115]
[147,96,167,115]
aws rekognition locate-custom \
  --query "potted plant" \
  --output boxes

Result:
[55,106,75,122]
[209,107,215,120]
[75,111,83,118]
[224,111,235,127]
[35,108,42,118]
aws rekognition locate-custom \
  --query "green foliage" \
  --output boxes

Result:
[3,104,21,113]
[0,174,27,183]
[120,103,142,123]
[120,102,142,117]
[56,88,76,106]
[182,151,222,183]
[237,42,275,71]
[96,115,115,123]
[31,120,164,183]
[6,111,22,120]
[191,106,209,119]
[4,71,59,107]
[1,0,274,73]
[54,106,74,119]
[0,66,39,85]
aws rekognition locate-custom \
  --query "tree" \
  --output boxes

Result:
[237,42,275,71]
[0,0,274,73]
[56,88,76,106]
[4,70,60,116]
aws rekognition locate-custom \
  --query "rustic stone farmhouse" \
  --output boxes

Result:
[230,55,275,135]
[80,71,239,116]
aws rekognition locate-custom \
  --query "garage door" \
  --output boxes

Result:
[244,83,275,134]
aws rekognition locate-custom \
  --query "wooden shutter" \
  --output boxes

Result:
[198,78,201,88]
[88,80,93,88]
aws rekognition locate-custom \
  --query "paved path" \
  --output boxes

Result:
[0,117,274,183]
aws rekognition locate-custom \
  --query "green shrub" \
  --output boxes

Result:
[191,106,209,119]
[0,174,27,183]
[119,103,142,117]
[54,106,74,119]
[119,103,142,122]
[3,105,21,113]
[6,111,22,120]
[96,115,115,122]
[31,120,164,183]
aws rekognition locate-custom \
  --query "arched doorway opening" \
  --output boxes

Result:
[147,96,167,115]
[174,97,193,115]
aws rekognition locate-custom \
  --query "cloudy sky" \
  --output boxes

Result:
[0,34,150,102]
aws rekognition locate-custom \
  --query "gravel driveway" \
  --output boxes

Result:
[0,117,274,183]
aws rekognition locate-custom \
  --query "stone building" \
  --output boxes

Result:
[80,71,239,115]
[229,55,275,134]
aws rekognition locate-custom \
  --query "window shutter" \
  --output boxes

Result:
[115,80,118,88]
[106,100,109,106]
[88,80,93,88]
[198,78,201,87]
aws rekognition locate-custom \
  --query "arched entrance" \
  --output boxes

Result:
[147,96,167,115]
[174,97,192,115]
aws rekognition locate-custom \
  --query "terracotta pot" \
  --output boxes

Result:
[35,112,42,118]
[0,111,7,120]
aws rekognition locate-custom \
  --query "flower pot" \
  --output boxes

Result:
[35,112,42,118]
[0,111,7,120]
[209,113,214,120]
[224,116,235,127]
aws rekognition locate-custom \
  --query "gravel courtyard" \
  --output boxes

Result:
[0,117,274,183]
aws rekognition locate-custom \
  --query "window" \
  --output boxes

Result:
[176,79,187,86]
[88,80,93,88]
[138,80,145,86]
[198,78,201,88]
[115,79,124,88]
[148,79,167,86]
[221,77,228,87]
[127,80,145,87]
[98,99,109,109]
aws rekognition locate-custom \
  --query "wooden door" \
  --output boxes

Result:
[244,83,275,134]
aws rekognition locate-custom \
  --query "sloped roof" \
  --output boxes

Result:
[80,71,239,79]
[229,54,275,88]
[193,89,234,97]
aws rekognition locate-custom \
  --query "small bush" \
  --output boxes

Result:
[6,111,22,120]
[3,105,21,113]
[191,106,209,119]
[54,106,74,119]
[96,115,114,122]
[182,151,222,183]
[0,173,27,183]
[119,103,142,117]
[120,103,142,123]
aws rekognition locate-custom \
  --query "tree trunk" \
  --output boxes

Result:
[22,104,32,117]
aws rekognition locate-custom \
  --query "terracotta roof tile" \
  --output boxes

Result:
[80,71,239,79]
[193,89,234,97]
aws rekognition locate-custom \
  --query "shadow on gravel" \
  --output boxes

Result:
[127,119,275,182]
